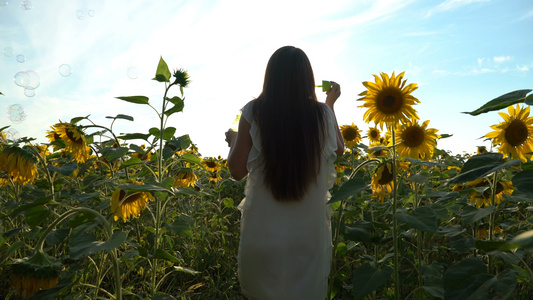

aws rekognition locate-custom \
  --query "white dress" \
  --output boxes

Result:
[237,99,338,300]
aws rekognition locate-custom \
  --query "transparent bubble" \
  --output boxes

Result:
[6,128,21,141]
[88,9,95,17]
[3,47,13,57]
[0,1,8,7]
[20,0,31,10]
[13,70,40,90]
[58,64,72,77]
[24,88,35,97]
[7,104,26,124]
[13,71,29,87]
[127,67,138,79]
[16,54,25,63]
[76,10,84,20]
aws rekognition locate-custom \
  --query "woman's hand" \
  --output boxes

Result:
[225,129,237,147]
[325,81,341,110]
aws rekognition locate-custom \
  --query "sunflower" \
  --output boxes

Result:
[476,225,503,239]
[465,178,513,208]
[395,120,439,160]
[110,187,154,222]
[11,250,61,299]
[202,157,222,172]
[340,123,362,148]
[367,127,381,143]
[173,168,197,188]
[358,71,420,129]
[477,146,487,155]
[47,121,91,163]
[368,143,390,158]
[208,171,222,184]
[0,145,38,186]
[485,104,533,162]
[371,161,394,203]
[132,144,153,161]
[0,130,7,145]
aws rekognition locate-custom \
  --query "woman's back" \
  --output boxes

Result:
[237,100,338,300]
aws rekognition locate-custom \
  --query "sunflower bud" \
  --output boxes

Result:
[11,250,61,299]
[173,68,190,88]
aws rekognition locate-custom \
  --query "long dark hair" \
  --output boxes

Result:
[252,46,326,201]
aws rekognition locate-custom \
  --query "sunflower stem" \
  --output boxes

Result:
[151,81,175,298]
[488,171,498,273]
[391,128,400,300]
[327,158,379,299]
[34,207,122,300]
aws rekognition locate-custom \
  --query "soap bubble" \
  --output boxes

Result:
[58,64,72,77]
[20,0,31,10]
[0,1,8,7]
[88,9,95,17]
[16,54,25,63]
[5,128,21,141]
[24,88,35,97]
[7,104,26,124]
[76,10,84,20]
[13,70,40,90]
[127,67,138,79]
[13,71,30,87]
[3,47,13,57]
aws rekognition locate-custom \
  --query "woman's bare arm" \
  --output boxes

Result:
[226,117,252,181]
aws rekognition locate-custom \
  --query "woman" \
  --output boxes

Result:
[226,46,344,300]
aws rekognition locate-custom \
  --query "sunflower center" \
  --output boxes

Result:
[205,161,217,168]
[370,130,379,139]
[378,165,393,185]
[504,119,528,147]
[123,193,142,204]
[376,88,404,114]
[342,127,358,142]
[66,129,83,143]
[401,126,425,148]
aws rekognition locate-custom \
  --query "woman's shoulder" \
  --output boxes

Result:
[241,99,257,122]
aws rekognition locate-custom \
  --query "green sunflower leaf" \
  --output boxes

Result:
[447,153,522,185]
[100,146,129,162]
[153,248,181,264]
[118,133,151,141]
[328,175,369,204]
[0,91,3,95]
[394,206,439,233]
[162,127,176,140]
[149,127,161,138]
[70,115,89,124]
[69,230,128,260]
[47,161,78,176]
[116,95,150,105]
[456,205,496,224]
[181,152,205,169]
[0,125,10,132]
[119,157,143,169]
[106,114,134,121]
[117,183,173,194]
[462,89,532,116]
[508,229,533,250]
[512,169,533,195]
[153,56,171,82]
[352,263,393,300]
[525,93,533,105]
[164,99,185,117]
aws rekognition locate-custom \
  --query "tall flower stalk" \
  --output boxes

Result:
[116,57,190,298]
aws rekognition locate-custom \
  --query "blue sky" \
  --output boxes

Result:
[1,0,532,158]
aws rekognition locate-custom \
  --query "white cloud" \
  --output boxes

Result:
[426,0,490,17]
[477,58,486,65]
[494,56,511,63]
[517,65,529,72]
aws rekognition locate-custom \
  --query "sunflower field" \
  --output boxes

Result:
[1,58,533,300]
